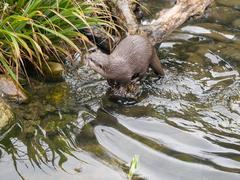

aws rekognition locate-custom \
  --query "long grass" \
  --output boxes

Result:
[0,0,116,83]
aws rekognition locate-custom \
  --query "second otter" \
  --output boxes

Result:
[86,35,164,85]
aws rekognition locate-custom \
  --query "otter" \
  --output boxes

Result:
[86,35,164,86]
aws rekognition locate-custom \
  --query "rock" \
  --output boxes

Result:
[0,98,14,130]
[217,0,240,10]
[187,53,205,65]
[218,44,240,62]
[233,18,240,29]
[0,75,28,103]
[41,114,77,135]
[43,62,65,82]
[45,83,70,106]
[206,6,240,24]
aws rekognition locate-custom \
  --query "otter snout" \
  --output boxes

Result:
[86,56,103,69]
[85,54,96,66]
[85,50,110,78]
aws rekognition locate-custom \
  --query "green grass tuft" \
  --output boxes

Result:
[0,0,116,84]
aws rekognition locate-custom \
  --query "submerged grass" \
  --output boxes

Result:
[0,0,116,84]
[128,155,139,180]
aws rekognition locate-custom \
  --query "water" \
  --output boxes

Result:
[0,0,240,179]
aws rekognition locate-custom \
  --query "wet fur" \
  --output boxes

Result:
[86,35,164,85]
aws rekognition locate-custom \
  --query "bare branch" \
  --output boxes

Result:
[115,0,213,44]
[84,0,213,52]
[116,0,139,34]
[140,0,214,44]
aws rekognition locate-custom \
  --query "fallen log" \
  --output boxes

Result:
[84,0,214,50]
[116,0,214,44]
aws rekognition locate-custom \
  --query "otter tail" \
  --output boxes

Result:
[150,49,165,77]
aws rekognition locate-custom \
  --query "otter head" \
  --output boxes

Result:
[85,50,110,78]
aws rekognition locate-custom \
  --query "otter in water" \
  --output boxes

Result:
[86,35,164,86]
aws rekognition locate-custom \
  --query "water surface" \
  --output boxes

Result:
[0,0,240,179]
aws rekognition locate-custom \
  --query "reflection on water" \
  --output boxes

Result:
[1,0,240,179]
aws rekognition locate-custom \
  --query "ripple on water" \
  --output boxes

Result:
[65,4,240,178]
[91,8,240,178]
[1,0,240,179]
[94,125,240,179]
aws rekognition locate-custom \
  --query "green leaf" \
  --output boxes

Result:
[32,22,81,52]
[0,52,16,81]
[128,155,139,180]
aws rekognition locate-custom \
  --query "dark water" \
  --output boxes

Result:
[1,0,240,179]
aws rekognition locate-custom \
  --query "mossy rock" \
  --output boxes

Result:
[0,98,14,130]
[233,19,240,29]
[43,62,65,82]
[219,44,240,61]
[217,0,240,10]
[206,6,240,24]
[45,83,70,106]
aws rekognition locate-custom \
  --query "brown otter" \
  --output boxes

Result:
[86,35,164,85]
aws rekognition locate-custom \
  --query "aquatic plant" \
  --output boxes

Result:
[0,0,116,83]
[128,154,139,180]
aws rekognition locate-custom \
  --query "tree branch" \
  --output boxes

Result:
[116,0,214,44]
[116,0,139,34]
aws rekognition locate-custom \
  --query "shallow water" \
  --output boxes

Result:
[0,0,240,179]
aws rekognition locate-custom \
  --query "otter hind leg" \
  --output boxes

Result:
[131,73,140,80]
[131,72,146,83]
[150,49,165,77]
